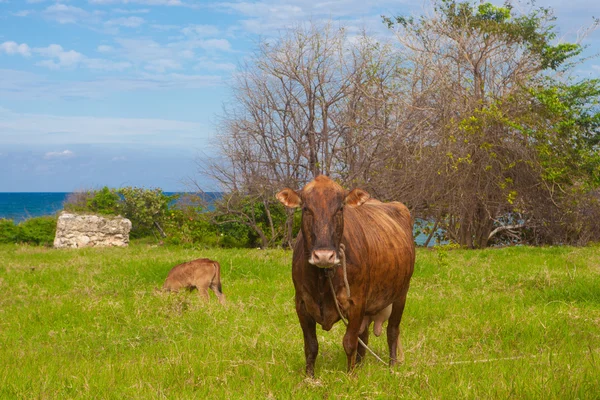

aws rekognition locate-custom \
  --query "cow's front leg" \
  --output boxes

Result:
[296,300,318,377]
[342,309,364,372]
[356,323,369,364]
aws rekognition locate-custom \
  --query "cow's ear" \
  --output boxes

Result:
[345,188,370,208]
[276,189,302,208]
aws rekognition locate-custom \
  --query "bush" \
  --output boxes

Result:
[0,219,19,244]
[64,187,120,215]
[18,216,57,246]
[87,187,120,215]
[118,187,175,238]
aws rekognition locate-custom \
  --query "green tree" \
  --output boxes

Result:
[381,0,600,247]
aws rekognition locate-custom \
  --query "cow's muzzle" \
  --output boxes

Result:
[309,249,340,268]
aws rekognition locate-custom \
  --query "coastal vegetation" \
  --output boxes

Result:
[0,217,56,246]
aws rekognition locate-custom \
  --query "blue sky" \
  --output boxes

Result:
[1,0,599,192]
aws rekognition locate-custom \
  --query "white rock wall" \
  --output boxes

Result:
[53,212,132,248]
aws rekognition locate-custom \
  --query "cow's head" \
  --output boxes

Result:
[276,175,370,268]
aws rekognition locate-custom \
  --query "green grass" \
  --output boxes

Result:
[1,243,599,399]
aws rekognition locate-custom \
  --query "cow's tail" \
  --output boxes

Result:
[213,261,223,293]
[213,261,226,305]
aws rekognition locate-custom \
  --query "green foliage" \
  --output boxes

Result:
[63,187,120,215]
[16,216,57,246]
[86,186,120,215]
[528,79,600,189]
[0,217,57,246]
[117,187,177,238]
[213,193,291,248]
[394,0,583,72]
[0,219,19,244]
[162,205,222,247]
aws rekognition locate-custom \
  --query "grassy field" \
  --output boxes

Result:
[0,242,599,399]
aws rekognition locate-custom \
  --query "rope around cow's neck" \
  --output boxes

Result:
[327,244,388,366]
[339,243,350,298]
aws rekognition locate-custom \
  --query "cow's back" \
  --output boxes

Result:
[342,199,414,313]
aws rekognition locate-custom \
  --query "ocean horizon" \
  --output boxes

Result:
[0,192,70,223]
[0,192,219,223]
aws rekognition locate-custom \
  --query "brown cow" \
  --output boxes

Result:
[277,175,414,376]
[163,258,226,305]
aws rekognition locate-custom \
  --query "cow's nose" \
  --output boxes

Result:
[310,249,337,268]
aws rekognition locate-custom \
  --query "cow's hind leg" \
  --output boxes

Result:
[387,293,408,366]
[210,279,225,305]
[209,262,225,305]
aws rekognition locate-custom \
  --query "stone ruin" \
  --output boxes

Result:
[53,212,132,249]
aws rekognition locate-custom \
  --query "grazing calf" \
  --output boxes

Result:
[163,258,226,305]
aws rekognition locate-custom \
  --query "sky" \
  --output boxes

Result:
[1,0,599,192]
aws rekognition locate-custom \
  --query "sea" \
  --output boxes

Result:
[0,193,70,223]
[0,192,220,223]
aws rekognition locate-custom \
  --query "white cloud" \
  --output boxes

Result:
[196,39,231,52]
[12,10,33,17]
[182,24,220,37]
[43,4,97,25]
[44,150,74,159]
[115,38,173,62]
[0,69,222,100]
[113,8,151,14]
[85,58,132,71]
[219,2,304,18]
[106,16,145,27]
[150,24,180,31]
[89,0,183,5]
[0,107,206,146]
[29,44,131,71]
[35,44,85,69]
[144,59,181,72]
[0,41,32,57]
[97,45,113,53]
[179,49,195,59]
[195,60,236,72]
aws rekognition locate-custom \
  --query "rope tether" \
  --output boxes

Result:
[328,244,388,366]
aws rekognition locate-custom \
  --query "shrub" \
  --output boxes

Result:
[87,187,120,215]
[63,187,120,215]
[0,219,19,244]
[18,216,56,246]
[118,187,175,238]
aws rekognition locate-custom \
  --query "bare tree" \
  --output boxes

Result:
[201,22,399,246]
